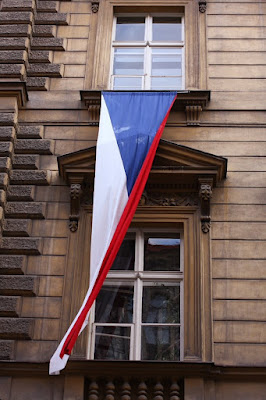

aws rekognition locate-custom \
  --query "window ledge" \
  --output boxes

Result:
[80,90,211,126]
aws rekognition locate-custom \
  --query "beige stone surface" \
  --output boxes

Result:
[1,0,266,393]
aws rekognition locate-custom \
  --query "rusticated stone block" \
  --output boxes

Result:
[28,50,52,63]
[0,38,30,50]
[0,206,3,227]
[35,12,69,25]
[0,173,9,190]
[0,276,38,296]
[0,340,14,360]
[3,219,31,237]
[13,155,39,170]
[0,12,33,24]
[10,170,50,185]
[0,237,42,255]
[15,139,53,154]
[0,64,26,79]
[1,0,35,12]
[27,63,63,77]
[0,127,16,141]
[0,255,26,274]
[33,25,56,37]
[18,126,43,139]
[0,157,12,173]
[0,143,13,156]
[0,113,17,126]
[0,25,31,37]
[0,50,27,63]
[5,202,45,219]
[37,1,58,13]
[0,189,6,207]
[7,185,35,201]
[31,37,65,51]
[0,297,21,317]
[26,77,48,90]
[0,318,34,339]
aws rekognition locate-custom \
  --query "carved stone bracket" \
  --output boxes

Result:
[80,90,210,126]
[69,183,82,232]
[199,178,213,233]
[80,91,101,125]
[199,1,207,13]
[91,1,99,13]
[186,105,202,126]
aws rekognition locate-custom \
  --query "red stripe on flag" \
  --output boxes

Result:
[60,95,177,358]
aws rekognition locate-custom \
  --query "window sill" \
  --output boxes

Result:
[80,90,211,126]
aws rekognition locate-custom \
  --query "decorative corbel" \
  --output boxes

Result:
[91,1,99,13]
[80,91,101,125]
[69,183,82,232]
[199,1,207,13]
[199,178,213,233]
[186,105,202,126]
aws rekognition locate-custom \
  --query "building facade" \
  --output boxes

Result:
[0,0,265,399]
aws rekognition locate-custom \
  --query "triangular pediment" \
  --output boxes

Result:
[58,139,227,233]
[58,139,227,188]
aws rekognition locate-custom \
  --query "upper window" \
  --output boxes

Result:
[88,228,183,361]
[110,15,184,90]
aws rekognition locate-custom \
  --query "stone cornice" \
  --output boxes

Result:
[80,90,211,126]
[1,361,266,380]
[0,81,28,108]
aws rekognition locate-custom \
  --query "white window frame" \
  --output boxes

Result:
[88,228,184,361]
[109,14,185,90]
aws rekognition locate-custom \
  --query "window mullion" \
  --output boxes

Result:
[133,229,143,360]
[134,277,142,360]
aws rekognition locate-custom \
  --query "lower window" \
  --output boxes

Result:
[88,228,183,361]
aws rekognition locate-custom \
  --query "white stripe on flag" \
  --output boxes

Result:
[49,95,128,375]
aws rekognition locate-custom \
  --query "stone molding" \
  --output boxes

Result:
[80,90,211,126]
[0,82,28,108]
[57,139,227,232]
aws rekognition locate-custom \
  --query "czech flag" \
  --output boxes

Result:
[49,91,177,375]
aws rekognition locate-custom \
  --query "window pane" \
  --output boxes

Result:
[95,285,134,323]
[113,48,144,76]
[142,285,180,323]
[95,326,131,360]
[113,76,142,90]
[152,17,182,41]
[151,76,182,90]
[116,17,145,41]
[111,233,135,271]
[152,48,182,76]
[144,233,180,271]
[141,326,180,360]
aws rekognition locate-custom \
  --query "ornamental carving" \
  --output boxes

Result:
[199,184,212,201]
[199,1,207,13]
[140,191,199,207]
[70,183,81,200]
[91,1,99,13]
[69,183,82,232]
[69,217,79,233]
[199,179,213,234]
[201,218,211,234]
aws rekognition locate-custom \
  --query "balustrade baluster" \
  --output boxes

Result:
[105,381,115,400]
[88,381,99,400]
[137,382,148,400]
[121,381,131,400]
[170,382,180,400]
[153,382,164,400]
